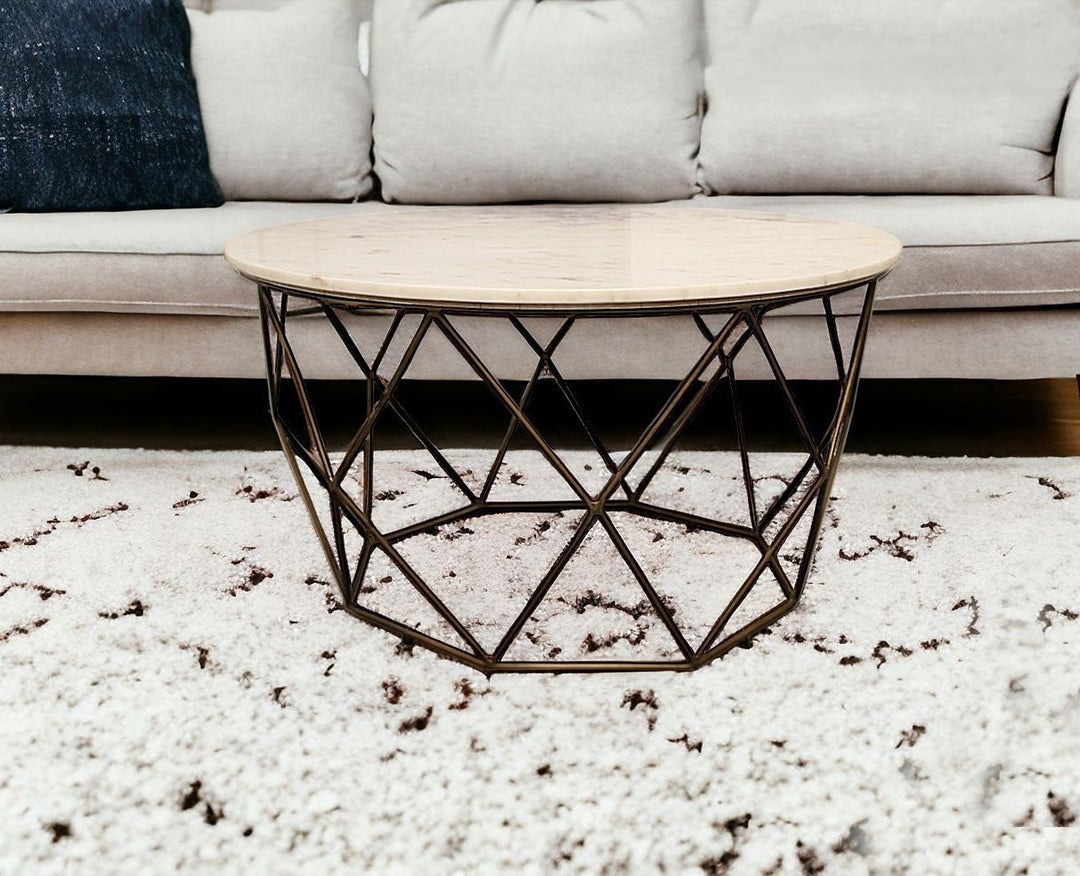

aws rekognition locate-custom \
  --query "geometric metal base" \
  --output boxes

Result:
[258,279,877,673]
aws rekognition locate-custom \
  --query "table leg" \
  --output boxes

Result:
[257,281,876,673]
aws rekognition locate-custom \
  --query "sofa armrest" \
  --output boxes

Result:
[1056,78,1080,196]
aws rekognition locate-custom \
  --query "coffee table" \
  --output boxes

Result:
[225,206,901,673]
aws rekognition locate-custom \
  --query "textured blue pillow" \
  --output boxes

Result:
[0,0,223,211]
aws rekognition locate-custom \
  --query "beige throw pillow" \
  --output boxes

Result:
[700,0,1080,195]
[187,0,372,201]
[370,0,703,205]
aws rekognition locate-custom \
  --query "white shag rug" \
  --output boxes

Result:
[1,446,1078,875]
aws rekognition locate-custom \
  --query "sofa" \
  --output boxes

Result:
[3,0,1080,384]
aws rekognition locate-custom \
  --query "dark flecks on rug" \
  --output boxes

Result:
[179,781,224,826]
[304,575,345,613]
[447,678,487,711]
[172,491,202,509]
[398,706,433,733]
[0,617,48,642]
[796,841,826,874]
[668,733,703,752]
[1038,603,1078,631]
[838,520,943,562]
[45,822,72,843]
[895,724,927,749]
[381,677,404,704]
[0,582,66,601]
[3,448,1077,872]
[1048,792,1077,827]
[236,483,288,503]
[951,596,981,636]
[699,812,751,873]
[1030,476,1071,500]
[1,503,129,553]
[621,689,659,731]
[67,462,107,480]
[98,599,146,620]
[227,565,273,596]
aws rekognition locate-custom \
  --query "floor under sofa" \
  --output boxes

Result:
[3,375,1079,457]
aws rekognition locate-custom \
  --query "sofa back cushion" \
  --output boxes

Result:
[369,0,703,204]
[700,0,1080,195]
[187,0,372,201]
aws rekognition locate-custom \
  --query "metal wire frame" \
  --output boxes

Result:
[257,278,879,674]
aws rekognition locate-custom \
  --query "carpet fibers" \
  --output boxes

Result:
[1,447,1078,874]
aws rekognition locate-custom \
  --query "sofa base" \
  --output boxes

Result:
[2,307,1078,381]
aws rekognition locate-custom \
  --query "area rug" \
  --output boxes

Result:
[1,447,1078,874]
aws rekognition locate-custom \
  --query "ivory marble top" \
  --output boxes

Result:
[224,205,902,309]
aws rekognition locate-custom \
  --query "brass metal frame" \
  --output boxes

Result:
[258,278,877,673]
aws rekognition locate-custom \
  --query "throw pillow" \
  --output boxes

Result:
[0,0,223,212]
[699,0,1080,195]
[369,0,702,205]
[186,0,373,202]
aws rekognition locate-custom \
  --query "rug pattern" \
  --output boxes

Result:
[1,448,1078,874]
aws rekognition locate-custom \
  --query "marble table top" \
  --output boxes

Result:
[224,205,902,310]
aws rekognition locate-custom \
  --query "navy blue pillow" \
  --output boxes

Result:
[0,0,223,211]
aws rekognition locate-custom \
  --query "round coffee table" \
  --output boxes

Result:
[225,206,901,673]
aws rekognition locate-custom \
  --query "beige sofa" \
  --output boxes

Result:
[3,0,1080,382]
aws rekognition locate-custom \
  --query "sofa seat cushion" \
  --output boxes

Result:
[701,0,1080,195]
[369,0,703,204]
[0,201,398,316]
[3,197,1080,317]
[690,195,1080,311]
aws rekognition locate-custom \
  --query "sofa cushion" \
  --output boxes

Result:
[187,0,372,201]
[3,197,1080,317]
[700,0,1080,195]
[1055,78,1080,197]
[688,195,1080,248]
[369,0,703,204]
[0,0,223,212]
[0,200,404,256]
[689,195,1080,311]
[0,201,398,316]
